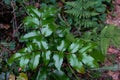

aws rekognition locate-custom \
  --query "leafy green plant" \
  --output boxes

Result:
[100,25,120,54]
[0,41,19,80]
[65,0,111,28]
[8,6,104,79]
[81,24,120,55]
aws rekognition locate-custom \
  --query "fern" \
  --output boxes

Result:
[65,0,111,28]
[100,25,120,54]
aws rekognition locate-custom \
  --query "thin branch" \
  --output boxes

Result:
[11,0,18,38]
[68,64,80,80]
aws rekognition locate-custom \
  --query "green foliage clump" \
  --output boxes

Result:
[100,25,120,54]
[8,6,104,79]
[0,42,19,80]
[65,0,111,28]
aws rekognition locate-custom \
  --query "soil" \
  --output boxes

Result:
[104,0,120,80]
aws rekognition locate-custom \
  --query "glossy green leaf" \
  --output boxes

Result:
[53,53,63,71]
[41,24,52,37]
[26,44,33,53]
[29,52,40,69]
[27,7,41,18]
[20,56,29,68]
[41,7,57,19]
[32,39,41,49]
[36,69,47,80]
[42,50,51,65]
[69,41,80,53]
[57,40,66,51]
[68,54,84,73]
[82,53,97,68]
[24,17,40,26]
[11,53,22,59]
[56,29,64,37]
[41,41,48,49]
[8,53,22,64]
[79,43,95,53]
[45,51,51,60]
[21,31,40,40]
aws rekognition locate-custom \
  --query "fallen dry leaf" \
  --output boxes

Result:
[0,24,10,30]
[108,47,119,54]
[34,2,40,8]
[108,71,120,80]
[9,74,15,80]
[116,0,120,5]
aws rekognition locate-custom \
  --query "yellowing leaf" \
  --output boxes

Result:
[17,73,28,80]
[9,74,15,80]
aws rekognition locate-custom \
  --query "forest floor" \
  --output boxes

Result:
[102,0,120,80]
[1,0,120,80]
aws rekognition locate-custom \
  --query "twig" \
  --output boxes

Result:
[0,44,11,54]
[58,13,70,27]
[68,64,80,80]
[11,0,17,38]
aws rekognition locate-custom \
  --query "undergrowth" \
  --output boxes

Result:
[0,0,120,80]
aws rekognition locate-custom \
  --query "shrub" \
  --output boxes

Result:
[8,6,104,79]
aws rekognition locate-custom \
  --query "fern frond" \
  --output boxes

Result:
[100,25,120,54]
[66,9,99,18]
[80,19,98,28]
[65,0,110,28]
[65,1,76,7]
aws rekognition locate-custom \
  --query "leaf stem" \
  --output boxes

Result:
[68,64,80,80]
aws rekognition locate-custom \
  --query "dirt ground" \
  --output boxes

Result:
[104,0,120,80]
[107,0,120,26]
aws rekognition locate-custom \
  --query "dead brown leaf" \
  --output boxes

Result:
[0,24,10,30]
[108,71,120,80]
[9,74,15,80]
